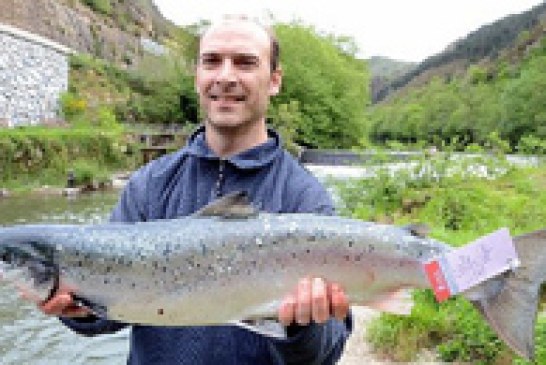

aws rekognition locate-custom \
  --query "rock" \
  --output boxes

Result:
[34,185,65,195]
[62,187,81,196]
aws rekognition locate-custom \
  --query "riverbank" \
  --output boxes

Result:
[0,126,139,194]
[339,307,442,365]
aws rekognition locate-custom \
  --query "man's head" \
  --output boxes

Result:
[195,16,282,131]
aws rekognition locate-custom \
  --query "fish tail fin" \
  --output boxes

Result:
[473,229,546,360]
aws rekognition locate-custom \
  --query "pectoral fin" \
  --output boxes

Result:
[365,288,415,315]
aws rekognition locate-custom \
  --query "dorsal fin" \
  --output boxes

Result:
[193,191,258,219]
[402,223,430,238]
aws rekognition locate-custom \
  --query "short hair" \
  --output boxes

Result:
[199,14,280,73]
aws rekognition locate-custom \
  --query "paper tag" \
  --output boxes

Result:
[425,228,519,302]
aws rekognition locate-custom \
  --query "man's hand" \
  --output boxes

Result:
[278,277,349,326]
[17,284,92,318]
[38,288,92,318]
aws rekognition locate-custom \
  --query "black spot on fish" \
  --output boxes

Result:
[162,266,167,273]
[308,235,317,242]
[105,265,112,273]
[158,308,164,315]
[344,255,351,262]
[131,282,136,288]
[355,254,362,262]
[306,249,311,254]
[291,252,297,259]
[369,245,375,253]
[104,278,109,284]
[348,240,354,248]
[77,260,83,267]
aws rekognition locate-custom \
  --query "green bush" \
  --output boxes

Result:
[0,127,136,189]
[517,135,546,155]
[82,0,112,15]
[70,160,110,186]
[59,92,87,121]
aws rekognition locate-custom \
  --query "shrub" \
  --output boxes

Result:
[82,0,112,15]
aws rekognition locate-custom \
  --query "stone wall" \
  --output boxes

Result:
[0,22,72,127]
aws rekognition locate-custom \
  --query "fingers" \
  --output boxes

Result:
[278,293,296,326]
[35,286,92,318]
[296,277,312,325]
[311,277,329,323]
[39,293,91,318]
[278,277,349,327]
[329,282,350,321]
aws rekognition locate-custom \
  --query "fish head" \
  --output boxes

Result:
[0,231,59,303]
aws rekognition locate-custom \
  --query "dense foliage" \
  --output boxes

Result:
[271,23,370,148]
[368,34,546,151]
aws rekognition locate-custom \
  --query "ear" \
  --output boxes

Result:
[268,67,283,96]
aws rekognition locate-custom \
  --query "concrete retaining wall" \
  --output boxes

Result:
[0,22,72,127]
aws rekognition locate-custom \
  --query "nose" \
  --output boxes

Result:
[215,59,237,86]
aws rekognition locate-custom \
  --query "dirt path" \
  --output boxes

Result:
[338,306,441,365]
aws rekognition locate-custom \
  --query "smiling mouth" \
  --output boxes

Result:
[209,95,246,102]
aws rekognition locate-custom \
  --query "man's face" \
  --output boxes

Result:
[195,21,282,130]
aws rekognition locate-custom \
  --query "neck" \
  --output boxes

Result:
[205,120,269,158]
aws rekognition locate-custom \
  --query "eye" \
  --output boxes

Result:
[233,55,259,70]
[199,54,222,69]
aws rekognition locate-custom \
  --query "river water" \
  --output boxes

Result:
[0,191,130,365]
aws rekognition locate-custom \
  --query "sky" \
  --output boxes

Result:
[152,0,544,62]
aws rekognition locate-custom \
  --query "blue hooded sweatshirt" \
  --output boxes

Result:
[61,126,352,364]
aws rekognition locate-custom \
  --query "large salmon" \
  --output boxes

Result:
[0,192,544,359]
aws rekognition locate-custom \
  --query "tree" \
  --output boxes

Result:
[272,22,370,148]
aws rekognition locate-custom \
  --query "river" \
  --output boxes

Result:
[0,191,130,365]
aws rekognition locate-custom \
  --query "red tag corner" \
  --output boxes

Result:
[424,260,451,302]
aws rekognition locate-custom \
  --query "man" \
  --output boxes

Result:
[37,15,352,364]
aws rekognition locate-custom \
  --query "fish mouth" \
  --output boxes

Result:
[0,239,59,303]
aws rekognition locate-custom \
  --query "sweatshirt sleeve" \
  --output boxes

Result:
[272,316,353,365]
[59,166,152,336]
